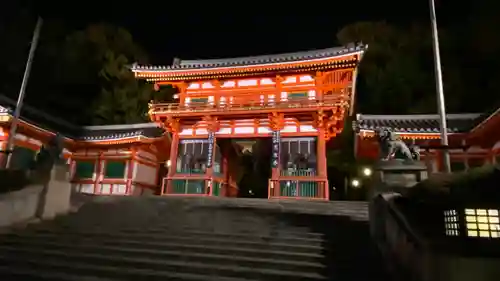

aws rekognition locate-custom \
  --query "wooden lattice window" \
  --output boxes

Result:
[104,161,126,178]
[75,161,95,179]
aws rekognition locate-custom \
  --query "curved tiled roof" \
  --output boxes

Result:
[78,123,164,141]
[0,95,165,142]
[0,95,80,138]
[131,44,366,72]
[355,113,484,134]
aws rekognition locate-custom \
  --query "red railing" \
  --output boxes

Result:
[268,178,329,200]
[161,177,231,197]
[150,96,347,116]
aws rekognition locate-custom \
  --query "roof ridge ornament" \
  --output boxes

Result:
[172,57,181,66]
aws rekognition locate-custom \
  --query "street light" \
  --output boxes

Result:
[362,167,372,177]
[428,0,451,173]
[351,179,360,188]
[166,160,171,167]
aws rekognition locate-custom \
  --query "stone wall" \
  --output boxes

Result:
[0,185,42,227]
[0,165,72,228]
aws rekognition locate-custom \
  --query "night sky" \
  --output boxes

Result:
[26,0,460,64]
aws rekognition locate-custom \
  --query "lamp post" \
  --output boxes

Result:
[429,0,451,173]
[4,17,43,168]
[362,167,372,177]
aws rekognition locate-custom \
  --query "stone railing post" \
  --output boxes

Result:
[36,164,72,220]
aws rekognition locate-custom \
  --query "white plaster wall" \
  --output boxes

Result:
[179,128,193,136]
[137,150,155,161]
[133,148,158,186]
[112,184,127,194]
[217,128,232,135]
[133,162,157,185]
[132,185,155,196]
[100,184,111,194]
[73,183,128,195]
[281,126,298,133]
[258,127,272,134]
[234,127,254,134]
[299,125,317,132]
[72,183,94,194]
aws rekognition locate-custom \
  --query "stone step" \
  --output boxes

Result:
[0,249,328,281]
[0,265,114,281]
[73,204,369,218]
[59,211,368,226]
[75,197,369,215]
[0,238,325,265]
[27,224,327,243]
[0,264,260,281]
[3,230,324,254]
[48,215,328,235]
[0,196,390,280]
[0,242,324,272]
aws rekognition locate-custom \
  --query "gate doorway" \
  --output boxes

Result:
[234,138,271,198]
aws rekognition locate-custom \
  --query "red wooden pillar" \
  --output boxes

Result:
[165,133,179,195]
[317,129,328,200]
[0,141,7,168]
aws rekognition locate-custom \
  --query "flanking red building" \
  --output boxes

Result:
[354,110,500,171]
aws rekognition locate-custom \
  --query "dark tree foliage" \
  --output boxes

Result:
[1,12,173,125]
[337,2,500,114]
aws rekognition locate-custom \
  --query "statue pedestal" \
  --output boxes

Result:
[36,164,71,220]
[370,159,428,197]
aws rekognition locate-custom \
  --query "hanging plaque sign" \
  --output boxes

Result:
[271,130,280,168]
[206,132,215,168]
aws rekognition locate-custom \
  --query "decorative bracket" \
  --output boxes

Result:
[313,106,347,140]
[203,115,220,133]
[268,112,285,131]
[163,116,181,133]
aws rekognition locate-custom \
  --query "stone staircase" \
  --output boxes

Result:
[0,197,392,280]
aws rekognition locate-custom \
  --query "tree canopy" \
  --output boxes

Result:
[337,10,500,114]
[1,15,173,125]
[49,23,174,125]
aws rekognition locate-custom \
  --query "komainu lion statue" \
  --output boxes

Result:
[375,128,420,161]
